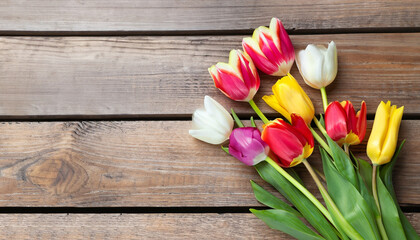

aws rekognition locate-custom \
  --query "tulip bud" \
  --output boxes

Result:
[242,18,294,76]
[209,49,260,102]
[296,41,338,89]
[189,96,234,144]
[325,101,367,146]
[367,101,404,165]
[262,73,315,125]
[228,127,270,166]
[261,114,314,167]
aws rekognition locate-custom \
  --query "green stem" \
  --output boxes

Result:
[310,126,333,156]
[372,165,389,240]
[303,160,364,240]
[249,99,269,124]
[265,157,333,224]
[343,144,349,155]
[230,108,244,127]
[320,87,328,112]
[314,167,327,182]
[313,116,328,136]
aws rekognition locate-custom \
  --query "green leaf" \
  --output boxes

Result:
[356,158,379,216]
[250,180,302,218]
[250,116,256,127]
[251,209,325,240]
[379,141,420,240]
[379,140,405,195]
[287,168,305,186]
[377,174,407,239]
[357,158,373,194]
[322,150,380,240]
[221,146,229,154]
[255,162,339,240]
[319,114,326,128]
[324,134,359,189]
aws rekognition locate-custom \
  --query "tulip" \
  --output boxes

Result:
[367,101,404,165]
[262,73,315,125]
[189,96,234,144]
[261,114,314,167]
[228,127,270,166]
[209,49,260,102]
[325,101,367,146]
[242,18,294,76]
[296,41,338,89]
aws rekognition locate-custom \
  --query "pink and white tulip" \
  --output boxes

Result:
[229,127,270,166]
[242,18,295,76]
[209,49,260,102]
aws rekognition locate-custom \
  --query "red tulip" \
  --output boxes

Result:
[209,49,260,102]
[325,101,367,146]
[261,114,314,167]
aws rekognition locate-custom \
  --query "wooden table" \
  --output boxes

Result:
[0,1,419,239]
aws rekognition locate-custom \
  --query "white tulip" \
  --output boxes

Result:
[189,96,234,145]
[296,41,338,89]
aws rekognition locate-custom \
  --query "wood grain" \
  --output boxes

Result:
[0,33,418,118]
[0,0,418,33]
[0,213,418,239]
[0,120,418,207]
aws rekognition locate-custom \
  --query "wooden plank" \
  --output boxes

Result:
[0,1,418,32]
[0,213,418,239]
[0,120,418,207]
[0,33,418,118]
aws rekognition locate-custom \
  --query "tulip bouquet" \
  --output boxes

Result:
[189,18,419,240]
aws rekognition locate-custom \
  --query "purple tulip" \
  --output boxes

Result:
[229,127,270,166]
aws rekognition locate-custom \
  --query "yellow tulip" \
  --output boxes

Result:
[367,101,404,165]
[262,73,315,125]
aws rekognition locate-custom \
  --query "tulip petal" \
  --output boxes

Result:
[367,101,391,162]
[272,74,315,125]
[192,108,226,136]
[356,101,367,143]
[291,113,314,148]
[235,50,260,93]
[322,41,338,86]
[261,119,313,167]
[296,41,337,89]
[301,45,324,88]
[325,101,347,142]
[213,63,250,101]
[345,132,361,146]
[229,127,268,166]
[271,18,295,63]
[255,27,283,65]
[342,101,358,136]
[189,129,228,145]
[242,37,278,75]
[262,125,304,167]
[204,96,234,134]
[262,94,291,123]
[377,106,404,164]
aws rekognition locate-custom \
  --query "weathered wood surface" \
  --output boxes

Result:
[0,120,417,207]
[0,0,418,33]
[0,213,418,239]
[0,33,418,118]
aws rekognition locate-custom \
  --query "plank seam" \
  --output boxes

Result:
[0,27,419,37]
[0,113,419,122]
[0,206,417,214]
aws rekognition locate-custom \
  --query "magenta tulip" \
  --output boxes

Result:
[229,127,269,166]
